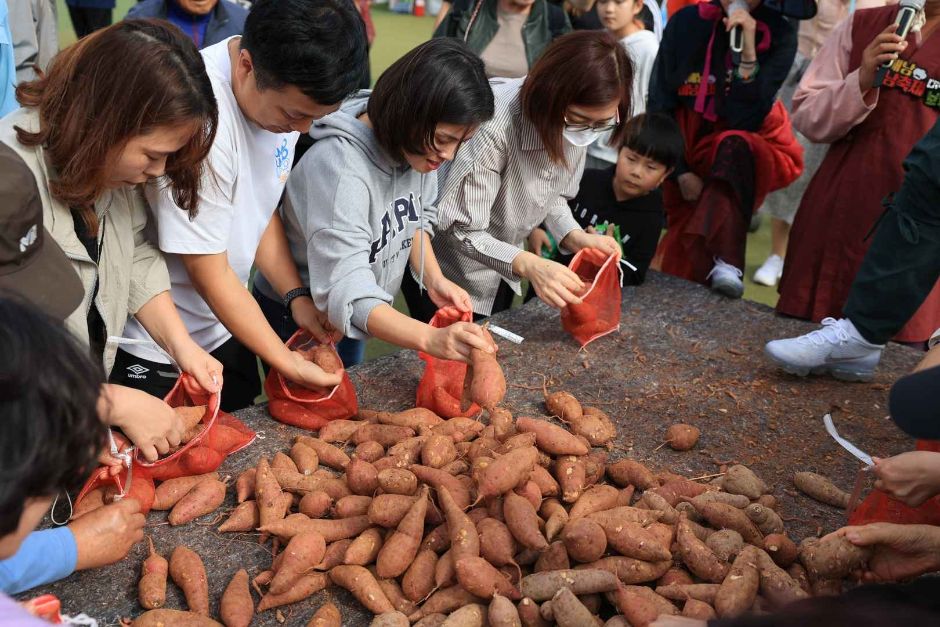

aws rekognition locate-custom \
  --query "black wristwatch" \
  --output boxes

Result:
[283,286,311,310]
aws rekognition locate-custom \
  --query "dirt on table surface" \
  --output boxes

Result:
[31,271,919,626]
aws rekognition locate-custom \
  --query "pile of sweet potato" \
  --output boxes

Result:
[129,389,865,627]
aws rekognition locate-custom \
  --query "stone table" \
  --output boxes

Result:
[32,272,919,626]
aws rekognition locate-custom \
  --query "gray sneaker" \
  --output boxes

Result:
[707,258,744,299]
[764,318,884,382]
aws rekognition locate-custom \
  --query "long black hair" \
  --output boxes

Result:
[0,294,106,536]
[368,38,494,162]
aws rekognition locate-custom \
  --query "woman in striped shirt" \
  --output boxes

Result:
[402,31,630,320]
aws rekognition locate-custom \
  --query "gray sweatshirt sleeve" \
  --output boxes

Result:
[291,153,392,341]
[421,171,439,237]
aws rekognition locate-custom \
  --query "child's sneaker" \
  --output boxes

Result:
[753,254,784,287]
[707,258,744,299]
[764,317,884,382]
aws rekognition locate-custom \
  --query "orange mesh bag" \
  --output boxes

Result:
[416,306,481,418]
[849,439,940,526]
[264,329,358,430]
[560,248,622,347]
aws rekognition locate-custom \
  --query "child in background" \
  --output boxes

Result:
[529,113,684,284]
[586,0,660,170]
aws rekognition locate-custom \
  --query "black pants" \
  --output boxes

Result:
[67,6,112,39]
[400,270,516,323]
[109,336,261,413]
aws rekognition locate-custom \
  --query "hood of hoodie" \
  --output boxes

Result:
[310,91,403,177]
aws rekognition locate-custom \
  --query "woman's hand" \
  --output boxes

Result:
[513,252,585,309]
[528,227,552,257]
[100,385,184,462]
[425,274,474,313]
[425,322,495,363]
[724,4,758,58]
[170,339,223,396]
[677,172,704,202]
[872,451,940,507]
[70,498,146,571]
[283,350,344,391]
[291,296,343,344]
[837,523,940,582]
[859,23,906,92]
[561,229,621,260]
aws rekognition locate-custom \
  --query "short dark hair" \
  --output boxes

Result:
[241,0,369,105]
[0,294,106,536]
[521,30,633,165]
[620,113,685,171]
[368,38,494,162]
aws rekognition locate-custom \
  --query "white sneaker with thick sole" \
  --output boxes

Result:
[753,254,784,287]
[707,258,744,299]
[764,317,884,382]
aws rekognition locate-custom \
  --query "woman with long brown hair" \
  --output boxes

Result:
[0,19,220,464]
[403,30,628,320]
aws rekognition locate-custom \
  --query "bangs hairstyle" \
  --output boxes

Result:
[521,30,633,165]
[0,294,106,536]
[241,0,368,106]
[368,38,494,163]
[621,113,685,171]
[15,19,217,233]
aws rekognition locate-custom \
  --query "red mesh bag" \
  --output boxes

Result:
[72,374,255,515]
[264,330,358,430]
[416,307,481,418]
[560,248,622,347]
[848,439,940,525]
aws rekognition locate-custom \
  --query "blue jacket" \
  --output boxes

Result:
[127,0,247,49]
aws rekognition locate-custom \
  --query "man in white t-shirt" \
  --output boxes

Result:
[114,0,369,411]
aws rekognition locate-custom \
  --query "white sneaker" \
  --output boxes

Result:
[706,258,744,299]
[764,318,885,382]
[753,254,784,287]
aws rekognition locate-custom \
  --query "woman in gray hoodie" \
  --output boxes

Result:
[258,39,497,365]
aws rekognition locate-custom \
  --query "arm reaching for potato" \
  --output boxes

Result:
[837,523,940,582]
[872,451,940,507]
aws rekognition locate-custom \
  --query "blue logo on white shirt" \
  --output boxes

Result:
[275,139,291,183]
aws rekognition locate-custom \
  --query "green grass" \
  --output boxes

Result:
[56,2,779,363]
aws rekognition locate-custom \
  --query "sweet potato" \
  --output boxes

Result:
[433,417,486,442]
[677,515,730,583]
[543,389,582,422]
[317,539,353,571]
[721,465,767,499]
[376,486,429,578]
[757,494,779,509]
[488,407,515,440]
[368,494,421,528]
[219,569,252,627]
[319,419,365,443]
[612,585,677,627]
[746,503,785,535]
[550,587,594,627]
[300,491,334,519]
[516,417,589,456]
[683,598,717,620]
[403,549,438,602]
[522,568,620,603]
[307,602,341,627]
[555,456,586,504]
[686,491,749,509]
[422,523,452,554]
[586,506,661,528]
[169,546,209,615]
[377,578,418,616]
[174,405,206,430]
[414,616,448,627]
[479,517,519,570]
[218,501,259,533]
[272,451,299,473]
[234,469,255,504]
[289,442,320,476]
[138,538,167,610]
[131,609,221,626]
[168,478,226,526]
[517,598,549,627]
[347,458,380,496]
[442,460,471,476]
[354,441,386,464]
[72,487,106,519]
[714,546,760,618]
[296,435,351,469]
[527,465,559,499]
[655,584,720,603]
[582,556,672,585]
[469,329,505,409]
[568,485,619,521]
[665,423,700,451]
[561,518,607,563]
[568,406,617,447]
[699,502,764,546]
[260,514,372,542]
[330,565,395,614]
[257,572,330,612]
[543,505,568,543]
[705,529,744,562]
[753,547,809,607]
[436,549,457,588]
[438,484,481,562]
[371,612,410,627]
[477,446,539,499]
[441,604,486,627]
[793,472,850,508]
[602,520,671,562]
[503,491,548,551]
[489,593,522,627]
[456,556,521,599]
[255,458,283,530]
[432,386,468,420]
[152,473,220,511]
[378,468,418,496]
[353,424,417,447]
[379,407,444,430]
[606,459,659,490]
[412,465,471,510]
[658,567,694,587]
[799,535,872,580]
[270,531,327,594]
[422,434,458,469]
[764,533,798,567]
[534,541,570,573]
[638,491,679,525]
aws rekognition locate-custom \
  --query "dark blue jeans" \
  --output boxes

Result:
[252,286,366,367]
